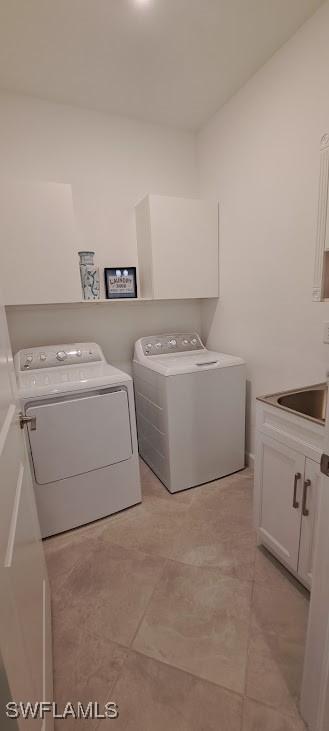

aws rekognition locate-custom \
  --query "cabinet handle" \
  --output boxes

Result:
[293,472,301,508]
[302,479,311,517]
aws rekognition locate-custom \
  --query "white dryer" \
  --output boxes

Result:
[133,333,246,493]
[15,343,141,537]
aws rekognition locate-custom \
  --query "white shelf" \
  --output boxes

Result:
[6,297,153,308]
[79,296,218,304]
[69,296,218,304]
[80,297,153,303]
[6,296,219,310]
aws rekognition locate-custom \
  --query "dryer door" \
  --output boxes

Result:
[25,388,132,485]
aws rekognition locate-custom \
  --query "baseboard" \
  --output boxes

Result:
[245,452,255,468]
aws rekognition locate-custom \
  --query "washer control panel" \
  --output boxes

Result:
[140,333,204,356]
[16,343,104,370]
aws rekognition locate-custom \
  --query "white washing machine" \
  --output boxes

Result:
[133,333,246,493]
[15,342,141,537]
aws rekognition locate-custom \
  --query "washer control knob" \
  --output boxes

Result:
[168,339,177,348]
[182,339,189,346]
[191,338,198,345]
[155,342,162,349]
[56,350,67,361]
[23,354,33,369]
[40,352,47,362]
[146,343,153,350]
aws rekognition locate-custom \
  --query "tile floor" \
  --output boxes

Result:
[45,460,309,730]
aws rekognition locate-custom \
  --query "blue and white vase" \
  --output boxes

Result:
[78,251,100,300]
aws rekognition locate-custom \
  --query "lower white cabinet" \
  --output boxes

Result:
[298,458,321,588]
[257,436,305,573]
[255,407,323,590]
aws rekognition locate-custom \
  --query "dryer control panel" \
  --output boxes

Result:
[15,343,105,370]
[139,333,205,356]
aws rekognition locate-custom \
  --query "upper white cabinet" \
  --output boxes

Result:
[0,181,82,305]
[135,194,219,299]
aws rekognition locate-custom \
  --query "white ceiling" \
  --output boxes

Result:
[0,0,324,130]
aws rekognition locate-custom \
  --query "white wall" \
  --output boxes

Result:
[5,0,329,449]
[198,0,329,457]
[6,300,201,374]
[0,91,200,367]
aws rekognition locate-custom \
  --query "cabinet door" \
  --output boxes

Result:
[150,195,219,299]
[298,458,320,590]
[258,435,304,572]
[0,428,53,729]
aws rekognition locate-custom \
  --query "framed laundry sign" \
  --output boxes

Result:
[104,267,138,299]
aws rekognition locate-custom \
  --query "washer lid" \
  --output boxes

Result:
[134,350,245,376]
[17,362,131,398]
